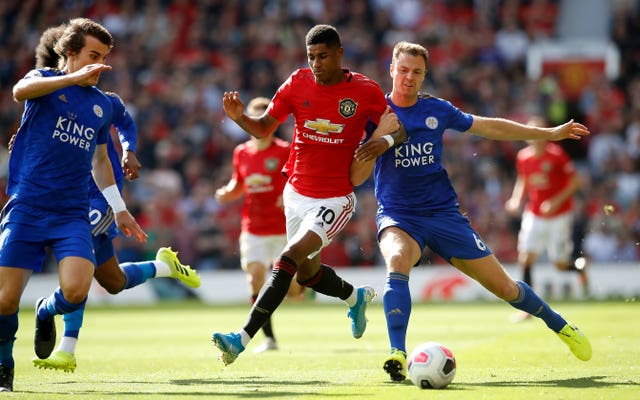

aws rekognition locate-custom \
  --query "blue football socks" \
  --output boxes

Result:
[121,261,156,289]
[509,281,566,332]
[383,272,411,353]
[0,313,18,368]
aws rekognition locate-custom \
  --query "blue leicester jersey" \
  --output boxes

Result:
[374,94,473,215]
[7,68,112,217]
[88,91,137,199]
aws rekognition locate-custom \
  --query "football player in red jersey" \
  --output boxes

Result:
[216,97,304,354]
[211,24,405,366]
[506,116,588,316]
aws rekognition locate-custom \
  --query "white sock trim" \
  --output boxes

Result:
[239,330,251,347]
[344,288,358,307]
[57,336,78,354]
[154,260,171,277]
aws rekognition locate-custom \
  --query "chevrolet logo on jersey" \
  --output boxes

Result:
[304,119,344,135]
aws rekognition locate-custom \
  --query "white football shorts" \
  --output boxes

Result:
[239,231,287,270]
[282,182,356,260]
[518,209,574,263]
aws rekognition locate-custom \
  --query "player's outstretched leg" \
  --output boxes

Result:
[211,332,245,366]
[156,247,201,288]
[383,348,407,382]
[33,350,76,373]
[509,281,591,361]
[347,286,377,339]
[34,297,56,359]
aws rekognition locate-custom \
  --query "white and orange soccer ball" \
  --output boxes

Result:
[407,341,456,389]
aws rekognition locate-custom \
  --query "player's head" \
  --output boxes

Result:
[55,18,113,76]
[306,24,342,48]
[247,97,270,117]
[390,41,429,97]
[305,24,344,85]
[35,24,65,69]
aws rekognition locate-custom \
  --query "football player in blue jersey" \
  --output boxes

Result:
[0,18,147,392]
[18,24,201,374]
[352,41,592,383]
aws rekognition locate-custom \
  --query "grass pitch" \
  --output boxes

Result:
[10,299,640,399]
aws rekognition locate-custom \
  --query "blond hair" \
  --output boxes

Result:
[392,41,429,69]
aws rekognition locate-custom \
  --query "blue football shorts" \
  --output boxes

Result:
[0,216,95,271]
[376,209,492,263]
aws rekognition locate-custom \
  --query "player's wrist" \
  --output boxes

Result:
[381,134,394,148]
[101,184,127,214]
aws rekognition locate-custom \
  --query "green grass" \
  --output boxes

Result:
[9,299,640,399]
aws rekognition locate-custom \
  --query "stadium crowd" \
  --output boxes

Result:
[0,0,638,271]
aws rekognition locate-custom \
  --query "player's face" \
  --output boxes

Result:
[67,35,111,84]
[307,43,343,85]
[390,52,426,99]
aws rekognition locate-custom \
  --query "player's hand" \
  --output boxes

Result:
[539,199,560,216]
[215,187,230,204]
[504,198,520,215]
[354,107,399,162]
[122,150,142,181]
[114,211,147,243]
[370,106,398,140]
[222,91,245,121]
[69,63,112,87]
[548,119,590,141]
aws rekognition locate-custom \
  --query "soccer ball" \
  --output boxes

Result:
[407,341,456,389]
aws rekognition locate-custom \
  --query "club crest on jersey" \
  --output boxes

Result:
[93,104,104,118]
[339,98,357,118]
[264,157,279,172]
[425,116,439,130]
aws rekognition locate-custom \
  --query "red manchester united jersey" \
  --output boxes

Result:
[516,142,576,217]
[233,137,290,235]
[267,68,387,198]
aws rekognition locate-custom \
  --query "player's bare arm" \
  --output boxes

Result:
[92,144,147,243]
[350,108,406,186]
[469,116,590,141]
[505,175,526,216]
[353,107,405,162]
[215,179,245,204]
[222,91,279,139]
[540,173,581,216]
[12,64,112,101]
[122,150,141,181]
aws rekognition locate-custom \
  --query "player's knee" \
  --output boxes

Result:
[386,253,413,274]
[495,281,520,302]
[0,297,20,315]
[61,288,89,304]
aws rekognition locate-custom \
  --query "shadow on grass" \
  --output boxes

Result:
[29,377,366,398]
[456,375,639,389]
